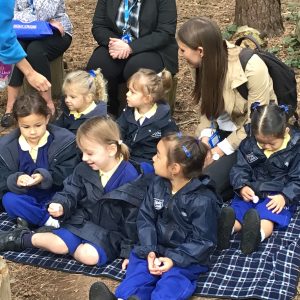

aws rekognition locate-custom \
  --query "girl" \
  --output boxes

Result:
[55,69,107,134]
[0,93,79,228]
[0,116,144,267]
[89,133,222,300]
[177,17,275,199]
[117,68,178,168]
[218,102,300,255]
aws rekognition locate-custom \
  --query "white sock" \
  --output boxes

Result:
[231,227,235,235]
[260,229,266,242]
[44,216,60,228]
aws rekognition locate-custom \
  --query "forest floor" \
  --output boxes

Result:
[1,0,300,299]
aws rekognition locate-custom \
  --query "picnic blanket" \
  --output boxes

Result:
[1,208,299,300]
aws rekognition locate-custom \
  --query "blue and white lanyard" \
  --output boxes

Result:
[122,0,138,34]
[27,0,36,15]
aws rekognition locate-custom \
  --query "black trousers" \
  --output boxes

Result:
[87,46,164,116]
[203,151,237,202]
[9,31,72,86]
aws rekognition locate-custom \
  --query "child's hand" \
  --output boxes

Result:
[17,174,34,187]
[266,194,286,214]
[27,173,43,186]
[157,257,174,273]
[48,203,64,217]
[240,186,255,202]
[147,251,162,276]
[121,258,129,270]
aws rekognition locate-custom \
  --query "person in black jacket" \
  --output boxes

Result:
[218,102,300,255]
[86,0,178,116]
[117,68,178,171]
[0,93,80,228]
[0,116,147,267]
[55,69,107,134]
[89,133,222,300]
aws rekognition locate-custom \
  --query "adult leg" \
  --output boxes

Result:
[115,252,158,300]
[151,264,207,300]
[203,152,237,201]
[87,46,126,116]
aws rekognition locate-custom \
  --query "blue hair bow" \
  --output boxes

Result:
[88,70,96,78]
[279,104,289,113]
[251,101,260,111]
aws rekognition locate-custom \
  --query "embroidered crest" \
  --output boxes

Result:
[151,130,162,138]
[246,152,258,163]
[153,197,164,210]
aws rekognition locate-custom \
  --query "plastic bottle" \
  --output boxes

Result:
[0,62,14,89]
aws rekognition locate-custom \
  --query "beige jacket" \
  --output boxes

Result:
[195,41,276,150]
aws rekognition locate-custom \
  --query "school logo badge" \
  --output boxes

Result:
[151,130,162,138]
[153,198,164,210]
[246,152,258,163]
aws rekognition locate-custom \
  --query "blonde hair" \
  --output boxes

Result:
[127,68,173,103]
[76,116,130,161]
[62,68,107,102]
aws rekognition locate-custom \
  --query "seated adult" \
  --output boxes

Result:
[2,0,73,128]
[177,17,276,200]
[86,0,178,117]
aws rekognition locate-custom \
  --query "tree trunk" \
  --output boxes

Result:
[0,257,11,300]
[234,0,284,37]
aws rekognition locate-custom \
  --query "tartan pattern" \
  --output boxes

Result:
[0,209,299,300]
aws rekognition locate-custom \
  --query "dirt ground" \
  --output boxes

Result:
[1,0,300,299]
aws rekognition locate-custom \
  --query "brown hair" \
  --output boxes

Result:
[12,93,51,119]
[62,68,107,102]
[177,16,227,119]
[127,68,173,103]
[76,116,130,160]
[161,133,208,179]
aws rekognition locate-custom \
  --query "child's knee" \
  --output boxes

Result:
[74,244,99,265]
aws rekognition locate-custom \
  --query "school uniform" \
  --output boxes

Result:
[54,101,107,134]
[117,101,178,164]
[115,175,222,300]
[230,129,300,228]
[0,124,80,226]
[51,160,148,265]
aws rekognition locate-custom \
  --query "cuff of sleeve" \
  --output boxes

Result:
[199,128,215,139]
[7,172,27,194]
[217,138,235,155]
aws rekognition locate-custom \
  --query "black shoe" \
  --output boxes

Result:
[16,217,29,229]
[241,209,261,255]
[128,296,140,300]
[89,282,117,300]
[1,113,15,128]
[0,228,30,252]
[217,206,235,250]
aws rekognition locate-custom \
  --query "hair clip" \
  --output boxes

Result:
[182,145,192,158]
[88,70,96,78]
[251,101,260,111]
[117,140,123,145]
[279,104,289,113]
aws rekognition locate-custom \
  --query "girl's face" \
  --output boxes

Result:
[255,133,285,151]
[153,140,172,179]
[177,40,203,68]
[79,136,116,171]
[18,113,50,146]
[64,84,92,113]
[126,82,150,109]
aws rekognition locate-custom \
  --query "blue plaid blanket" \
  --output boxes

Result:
[1,209,299,300]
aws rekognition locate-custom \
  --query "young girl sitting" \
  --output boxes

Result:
[0,93,79,229]
[55,69,107,134]
[0,117,144,266]
[218,102,300,255]
[117,68,178,166]
[89,133,222,300]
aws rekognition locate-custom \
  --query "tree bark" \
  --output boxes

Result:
[235,0,284,37]
[0,258,11,300]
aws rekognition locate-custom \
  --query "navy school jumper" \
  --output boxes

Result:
[117,101,178,164]
[54,100,107,134]
[51,160,152,262]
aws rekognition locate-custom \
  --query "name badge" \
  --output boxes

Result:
[121,33,132,44]
[208,131,220,148]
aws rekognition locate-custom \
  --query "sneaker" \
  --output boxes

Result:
[0,113,15,128]
[0,228,30,252]
[16,217,29,229]
[241,209,261,255]
[217,206,235,250]
[89,282,117,300]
